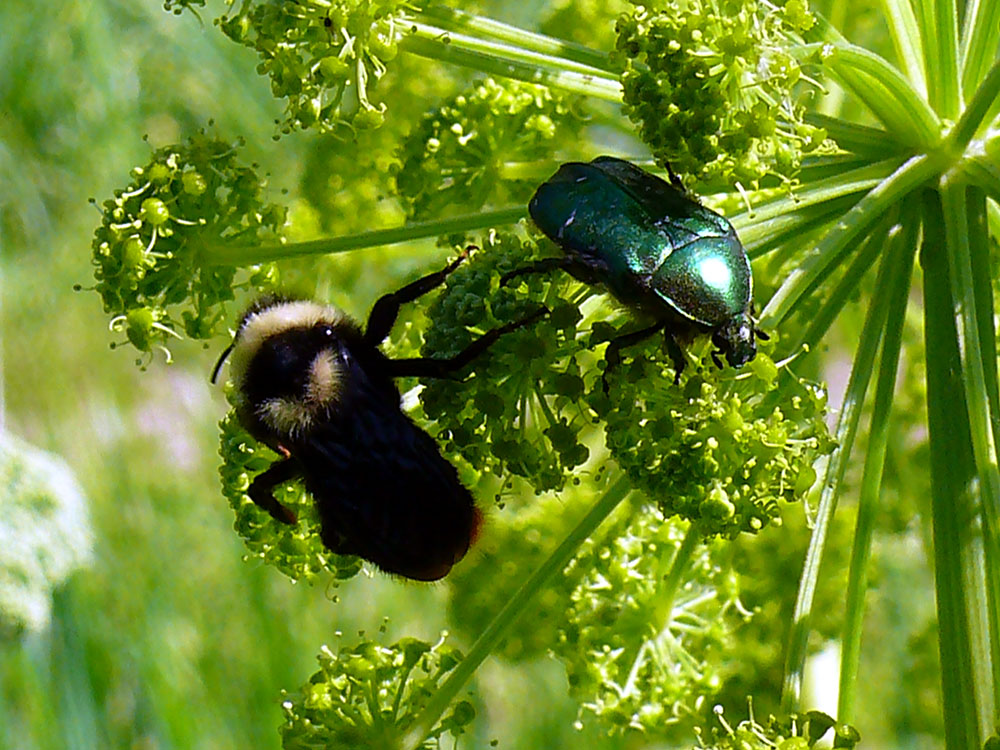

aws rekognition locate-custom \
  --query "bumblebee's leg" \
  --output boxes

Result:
[499,257,573,287]
[247,458,300,524]
[602,320,670,393]
[364,248,472,344]
[387,306,548,379]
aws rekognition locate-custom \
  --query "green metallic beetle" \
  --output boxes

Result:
[504,156,763,383]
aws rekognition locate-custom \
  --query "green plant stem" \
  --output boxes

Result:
[942,182,1000,717]
[651,524,703,629]
[798,36,941,147]
[924,0,961,118]
[793,218,885,352]
[418,5,613,73]
[404,19,613,79]
[961,0,1000,95]
[878,0,926,97]
[399,24,623,103]
[837,211,917,725]
[733,157,901,232]
[743,194,864,260]
[949,59,1000,153]
[826,43,942,146]
[733,156,900,252]
[760,153,939,328]
[967,187,1000,714]
[921,190,987,750]
[780,210,901,710]
[958,153,1000,206]
[398,476,632,750]
[202,207,527,266]
[804,114,903,158]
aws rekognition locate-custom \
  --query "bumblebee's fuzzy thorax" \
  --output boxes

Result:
[228,299,360,440]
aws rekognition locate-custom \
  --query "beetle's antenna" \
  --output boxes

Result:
[211,342,235,384]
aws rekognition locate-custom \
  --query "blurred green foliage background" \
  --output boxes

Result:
[0,0,942,747]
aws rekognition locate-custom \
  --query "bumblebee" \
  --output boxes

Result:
[212,252,543,581]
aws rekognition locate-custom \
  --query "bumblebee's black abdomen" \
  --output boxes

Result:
[292,386,478,581]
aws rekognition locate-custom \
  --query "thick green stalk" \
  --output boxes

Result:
[398,476,631,750]
[202,207,527,267]
[780,212,900,709]
[741,194,864,260]
[399,25,622,102]
[404,19,613,79]
[922,190,987,749]
[942,182,1000,718]
[837,212,917,725]
[733,157,901,229]
[967,187,1000,711]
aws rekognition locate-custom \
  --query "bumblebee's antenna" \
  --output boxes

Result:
[210,342,235,384]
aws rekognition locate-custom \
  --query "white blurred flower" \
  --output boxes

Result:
[0,432,94,635]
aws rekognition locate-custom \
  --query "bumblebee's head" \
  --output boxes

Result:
[216,299,361,440]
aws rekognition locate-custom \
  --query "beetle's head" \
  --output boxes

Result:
[713,313,757,368]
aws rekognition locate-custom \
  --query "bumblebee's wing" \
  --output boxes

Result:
[294,386,478,581]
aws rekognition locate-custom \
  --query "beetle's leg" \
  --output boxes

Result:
[661,330,688,384]
[364,247,474,344]
[499,257,573,287]
[247,457,300,524]
[664,161,686,192]
[388,306,548,379]
[602,320,670,393]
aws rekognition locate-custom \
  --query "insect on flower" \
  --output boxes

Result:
[213,250,546,581]
[504,156,765,387]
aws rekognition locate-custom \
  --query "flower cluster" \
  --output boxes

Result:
[280,633,474,749]
[597,340,834,538]
[613,0,827,186]
[395,78,580,220]
[89,133,282,363]
[555,504,745,737]
[418,233,597,495]
[0,433,93,635]
[217,0,414,134]
[422,229,832,532]
[696,705,858,749]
